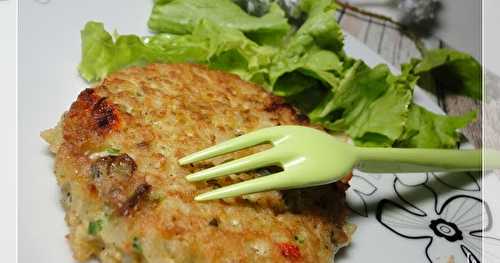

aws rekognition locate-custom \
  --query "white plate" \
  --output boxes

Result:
[18,1,499,262]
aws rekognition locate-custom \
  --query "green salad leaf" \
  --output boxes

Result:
[405,48,481,100]
[396,104,476,148]
[268,0,344,94]
[79,22,152,82]
[148,0,290,45]
[79,21,273,82]
[78,0,476,149]
[308,62,416,147]
[268,0,414,147]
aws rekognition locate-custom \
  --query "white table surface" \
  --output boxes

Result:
[0,0,18,263]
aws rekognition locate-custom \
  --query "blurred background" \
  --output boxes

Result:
[347,0,481,61]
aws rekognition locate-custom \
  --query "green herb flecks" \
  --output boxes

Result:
[294,234,305,244]
[149,191,166,202]
[88,219,104,235]
[132,237,143,253]
[105,147,121,155]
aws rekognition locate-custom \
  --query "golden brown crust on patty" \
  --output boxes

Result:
[43,63,353,263]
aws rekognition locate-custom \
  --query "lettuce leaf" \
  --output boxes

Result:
[79,21,273,82]
[148,0,290,45]
[79,22,155,82]
[267,0,344,95]
[78,0,476,149]
[396,104,476,148]
[267,0,417,147]
[404,48,481,100]
[307,62,415,147]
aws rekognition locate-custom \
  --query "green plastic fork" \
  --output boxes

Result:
[179,125,499,201]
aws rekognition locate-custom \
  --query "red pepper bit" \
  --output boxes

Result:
[277,242,301,260]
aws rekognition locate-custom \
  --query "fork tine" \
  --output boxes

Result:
[185,149,281,182]
[193,171,289,201]
[179,126,284,165]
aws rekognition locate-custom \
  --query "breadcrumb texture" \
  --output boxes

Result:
[42,63,354,263]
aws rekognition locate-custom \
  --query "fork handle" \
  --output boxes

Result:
[354,148,499,173]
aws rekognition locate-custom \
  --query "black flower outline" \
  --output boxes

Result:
[376,178,500,263]
[461,245,480,263]
[431,172,480,192]
[345,173,378,217]
[429,218,463,242]
[395,171,480,191]
[393,172,428,186]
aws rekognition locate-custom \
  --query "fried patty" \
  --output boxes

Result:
[42,63,354,263]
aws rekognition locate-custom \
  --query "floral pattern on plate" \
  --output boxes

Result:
[374,177,500,263]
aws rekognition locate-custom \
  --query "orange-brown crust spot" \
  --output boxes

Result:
[92,97,120,134]
[265,99,310,125]
[265,101,290,112]
[63,88,120,153]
